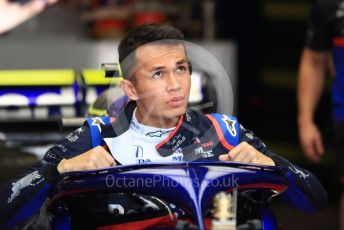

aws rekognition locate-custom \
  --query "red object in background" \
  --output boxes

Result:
[94,19,127,30]
[91,0,100,8]
[134,11,167,26]
[92,19,128,38]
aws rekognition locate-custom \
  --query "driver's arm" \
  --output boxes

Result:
[0,125,113,227]
[57,145,115,173]
[217,121,327,212]
[239,125,328,213]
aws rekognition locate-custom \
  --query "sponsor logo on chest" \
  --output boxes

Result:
[133,145,184,163]
[194,146,214,158]
[134,145,151,163]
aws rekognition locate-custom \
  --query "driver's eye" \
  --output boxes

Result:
[177,66,186,73]
[152,71,162,79]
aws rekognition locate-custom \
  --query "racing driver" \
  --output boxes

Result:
[0,23,327,229]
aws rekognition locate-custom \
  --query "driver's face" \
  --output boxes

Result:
[131,43,191,128]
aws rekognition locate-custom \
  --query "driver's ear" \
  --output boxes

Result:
[121,79,139,100]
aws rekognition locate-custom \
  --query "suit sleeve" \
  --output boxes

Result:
[304,0,335,51]
[239,124,328,213]
[0,126,92,228]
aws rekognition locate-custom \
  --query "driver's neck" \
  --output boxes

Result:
[134,107,179,129]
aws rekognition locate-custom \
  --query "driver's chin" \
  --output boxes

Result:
[165,106,187,119]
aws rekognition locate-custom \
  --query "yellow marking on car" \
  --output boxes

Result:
[0,70,75,86]
[82,69,122,85]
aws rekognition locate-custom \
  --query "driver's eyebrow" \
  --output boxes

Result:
[148,66,165,72]
[176,59,187,65]
[147,59,187,72]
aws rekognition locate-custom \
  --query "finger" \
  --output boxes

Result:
[20,0,46,18]
[82,149,108,170]
[88,147,115,168]
[231,143,255,163]
[46,0,58,5]
[89,152,112,169]
[314,134,324,156]
[303,142,315,158]
[231,149,248,162]
[98,154,113,168]
[218,154,230,161]
[96,146,116,166]
[87,153,104,169]
[238,151,255,164]
[228,142,246,159]
[303,142,321,163]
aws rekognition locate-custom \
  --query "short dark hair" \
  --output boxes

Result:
[118,24,184,63]
[118,24,184,80]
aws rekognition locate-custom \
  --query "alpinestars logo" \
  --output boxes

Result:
[221,115,237,137]
[289,165,310,179]
[146,130,172,137]
[91,117,105,132]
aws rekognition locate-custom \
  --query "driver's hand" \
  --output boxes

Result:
[57,146,116,173]
[218,141,275,166]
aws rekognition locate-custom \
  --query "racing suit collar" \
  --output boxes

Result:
[101,100,135,138]
[101,100,199,157]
